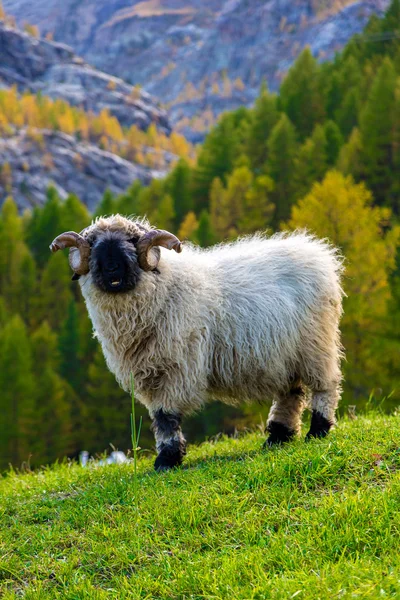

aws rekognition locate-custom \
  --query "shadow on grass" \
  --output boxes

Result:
[143,440,303,476]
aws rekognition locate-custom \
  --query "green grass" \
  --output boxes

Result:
[1,413,400,599]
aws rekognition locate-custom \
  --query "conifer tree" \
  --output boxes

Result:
[391,81,400,208]
[137,179,165,222]
[210,167,274,239]
[293,124,328,201]
[245,83,279,171]
[155,194,175,231]
[86,346,132,453]
[324,120,343,166]
[337,128,363,177]
[37,252,73,330]
[0,197,23,291]
[360,57,397,206]
[219,167,253,238]
[330,54,362,134]
[266,114,298,226]
[326,71,342,120]
[383,0,400,29]
[210,177,230,240]
[94,189,116,218]
[377,0,400,59]
[336,87,360,137]
[26,186,62,267]
[239,174,275,234]
[14,252,36,325]
[0,315,35,468]
[0,197,36,315]
[59,299,82,391]
[78,306,99,366]
[61,194,90,233]
[192,113,242,211]
[279,47,325,141]
[165,159,193,226]
[115,180,142,216]
[0,297,7,329]
[31,322,73,464]
[196,210,216,247]
[341,55,363,91]
[385,235,400,391]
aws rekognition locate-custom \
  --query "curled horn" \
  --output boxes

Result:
[49,231,91,275]
[136,229,182,271]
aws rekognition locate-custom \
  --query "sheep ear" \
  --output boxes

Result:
[136,229,182,271]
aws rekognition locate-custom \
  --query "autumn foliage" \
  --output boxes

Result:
[0,87,193,170]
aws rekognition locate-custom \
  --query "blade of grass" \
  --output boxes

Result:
[130,372,142,557]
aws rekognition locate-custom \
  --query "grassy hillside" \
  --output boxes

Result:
[1,413,400,599]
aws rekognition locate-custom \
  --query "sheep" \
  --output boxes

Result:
[50,215,344,470]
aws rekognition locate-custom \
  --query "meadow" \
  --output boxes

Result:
[1,412,400,599]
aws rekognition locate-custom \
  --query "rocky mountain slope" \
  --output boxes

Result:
[0,20,170,132]
[3,0,391,136]
[0,128,166,211]
[0,18,175,210]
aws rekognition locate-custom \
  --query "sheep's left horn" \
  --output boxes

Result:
[137,229,182,271]
[50,231,91,275]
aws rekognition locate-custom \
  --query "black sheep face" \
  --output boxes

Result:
[89,231,142,294]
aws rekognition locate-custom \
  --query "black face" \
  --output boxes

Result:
[90,234,141,294]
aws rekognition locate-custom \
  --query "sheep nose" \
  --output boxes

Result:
[105,261,120,273]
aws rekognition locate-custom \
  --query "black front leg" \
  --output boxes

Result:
[151,409,186,471]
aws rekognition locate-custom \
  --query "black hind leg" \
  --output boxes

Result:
[264,384,306,447]
[305,386,339,440]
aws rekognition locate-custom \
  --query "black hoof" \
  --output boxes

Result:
[154,455,181,472]
[154,460,176,472]
[264,421,295,448]
[154,440,186,471]
[305,410,332,440]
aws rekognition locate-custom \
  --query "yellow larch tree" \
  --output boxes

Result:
[178,211,199,241]
[20,93,40,127]
[23,23,39,37]
[169,131,193,161]
[287,170,400,401]
[233,77,245,92]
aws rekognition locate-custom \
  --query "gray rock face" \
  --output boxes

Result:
[3,0,391,134]
[0,129,167,212]
[0,21,170,132]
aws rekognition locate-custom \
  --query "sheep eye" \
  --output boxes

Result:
[128,236,139,245]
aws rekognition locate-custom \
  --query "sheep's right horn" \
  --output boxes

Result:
[50,231,91,275]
